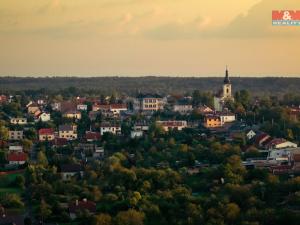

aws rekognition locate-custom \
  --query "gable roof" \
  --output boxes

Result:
[60,164,82,173]
[39,128,54,135]
[69,200,96,214]
[7,152,27,162]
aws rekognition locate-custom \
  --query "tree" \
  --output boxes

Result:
[224,203,240,221]
[37,151,48,166]
[115,209,144,225]
[36,199,52,221]
[93,213,112,225]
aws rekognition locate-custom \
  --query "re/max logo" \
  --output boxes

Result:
[272,10,300,26]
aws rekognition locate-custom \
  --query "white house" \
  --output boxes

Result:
[38,112,51,122]
[77,104,88,111]
[8,130,23,141]
[10,118,27,125]
[173,103,193,114]
[265,138,297,150]
[100,122,121,135]
[8,145,23,152]
[246,129,256,140]
[219,113,236,124]
[131,130,144,138]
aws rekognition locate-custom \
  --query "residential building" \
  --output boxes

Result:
[131,130,144,138]
[100,122,121,135]
[8,130,23,141]
[8,145,23,152]
[156,120,188,132]
[196,105,214,115]
[85,131,101,142]
[10,118,27,125]
[7,152,27,165]
[37,112,51,122]
[63,110,82,120]
[27,103,40,114]
[60,164,83,181]
[173,101,193,114]
[134,94,165,112]
[246,129,256,140]
[59,125,77,140]
[203,115,223,128]
[77,104,88,111]
[69,199,96,219]
[219,112,236,124]
[39,128,55,141]
[265,138,297,150]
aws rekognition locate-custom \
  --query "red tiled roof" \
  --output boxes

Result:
[85,131,101,140]
[39,128,54,135]
[51,138,68,146]
[7,152,27,162]
[69,200,96,214]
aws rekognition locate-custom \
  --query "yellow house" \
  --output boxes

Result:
[204,115,223,128]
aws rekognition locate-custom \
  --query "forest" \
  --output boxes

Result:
[1,77,300,96]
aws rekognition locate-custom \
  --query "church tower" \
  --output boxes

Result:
[223,66,232,99]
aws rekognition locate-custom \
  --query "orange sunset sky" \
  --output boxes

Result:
[0,0,299,77]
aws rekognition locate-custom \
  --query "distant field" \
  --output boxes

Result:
[1,76,300,95]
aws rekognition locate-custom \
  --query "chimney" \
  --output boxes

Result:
[75,199,79,206]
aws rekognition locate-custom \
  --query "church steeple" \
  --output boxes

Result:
[224,66,230,84]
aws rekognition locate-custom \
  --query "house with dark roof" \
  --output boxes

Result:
[60,164,83,181]
[68,199,96,219]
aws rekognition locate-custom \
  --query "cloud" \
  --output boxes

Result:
[144,0,300,40]
[219,0,300,38]
[144,16,213,40]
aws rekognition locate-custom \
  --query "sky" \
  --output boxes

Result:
[0,0,299,77]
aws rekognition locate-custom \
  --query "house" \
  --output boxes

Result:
[51,102,61,111]
[291,150,300,172]
[219,112,236,124]
[27,103,40,114]
[39,128,55,141]
[93,147,105,158]
[0,95,7,104]
[63,110,82,120]
[133,122,149,132]
[255,133,271,147]
[60,164,83,181]
[8,130,23,140]
[51,137,68,148]
[37,112,51,122]
[246,129,256,140]
[10,118,27,125]
[196,105,214,115]
[8,145,23,152]
[267,148,300,164]
[7,152,27,165]
[59,125,77,140]
[173,101,193,114]
[100,122,121,135]
[134,94,165,113]
[37,99,46,105]
[131,130,144,138]
[203,115,223,128]
[156,120,188,132]
[213,68,234,111]
[85,131,101,142]
[92,103,127,116]
[265,138,297,150]
[77,104,88,111]
[69,199,96,219]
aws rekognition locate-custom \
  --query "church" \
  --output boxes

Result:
[213,68,234,112]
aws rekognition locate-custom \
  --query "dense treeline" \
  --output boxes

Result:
[1,77,300,95]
